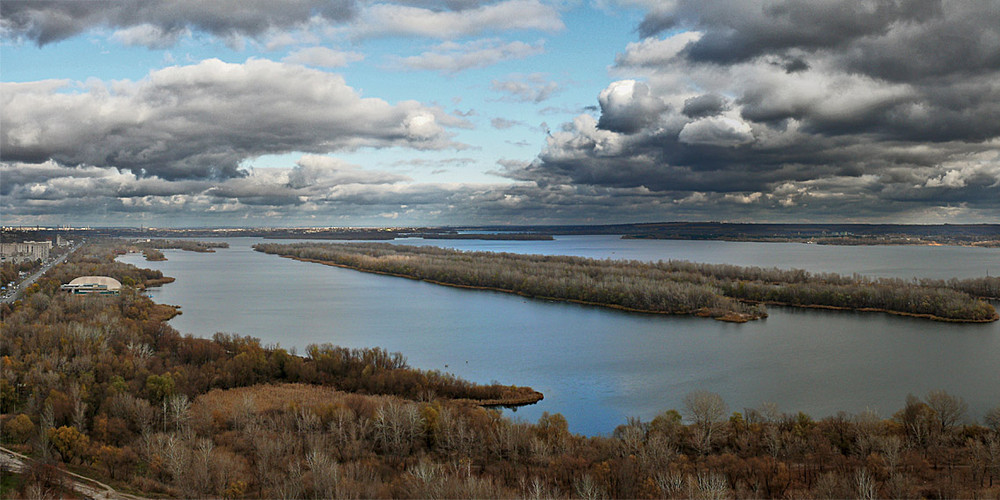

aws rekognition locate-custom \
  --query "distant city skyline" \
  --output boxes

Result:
[3,1,999,227]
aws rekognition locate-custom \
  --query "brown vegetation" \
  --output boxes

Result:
[141,248,166,261]
[7,378,999,498]
[254,242,767,322]
[254,242,998,322]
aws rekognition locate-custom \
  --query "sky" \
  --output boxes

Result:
[2,0,999,227]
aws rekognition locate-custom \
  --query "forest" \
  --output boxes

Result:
[2,241,1000,498]
[254,242,999,323]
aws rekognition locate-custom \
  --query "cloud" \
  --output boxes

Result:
[677,116,754,147]
[491,118,524,129]
[614,31,703,69]
[0,0,356,47]
[490,73,561,103]
[682,93,728,118]
[283,47,364,68]
[1,155,416,218]
[0,0,563,48]
[392,39,544,74]
[500,1,1000,221]
[111,24,191,49]
[2,59,465,181]
[346,0,563,39]
[596,80,668,134]
[639,0,945,64]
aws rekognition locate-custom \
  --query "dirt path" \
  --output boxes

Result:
[0,446,145,500]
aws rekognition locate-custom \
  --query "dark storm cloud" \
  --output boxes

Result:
[1,59,463,181]
[505,0,1000,221]
[1,0,552,48]
[0,156,428,222]
[662,0,944,64]
[0,0,357,46]
[682,94,729,118]
[780,57,809,73]
[636,10,676,40]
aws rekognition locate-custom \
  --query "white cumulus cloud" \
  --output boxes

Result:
[677,116,754,147]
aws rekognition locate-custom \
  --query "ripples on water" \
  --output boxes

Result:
[118,236,1000,435]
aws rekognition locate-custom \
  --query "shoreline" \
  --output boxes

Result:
[275,254,766,323]
[748,300,1000,323]
[275,253,996,324]
[621,235,1000,248]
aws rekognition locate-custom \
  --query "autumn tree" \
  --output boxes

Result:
[683,391,728,454]
[926,390,968,434]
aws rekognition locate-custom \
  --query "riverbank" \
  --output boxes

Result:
[748,300,1000,323]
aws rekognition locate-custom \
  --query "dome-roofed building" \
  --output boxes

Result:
[61,276,123,295]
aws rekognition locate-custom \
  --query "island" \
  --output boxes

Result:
[254,242,999,323]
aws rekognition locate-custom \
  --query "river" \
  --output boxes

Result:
[117,236,1000,435]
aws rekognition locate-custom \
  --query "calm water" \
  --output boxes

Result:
[118,236,1000,435]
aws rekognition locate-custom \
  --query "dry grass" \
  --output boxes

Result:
[192,383,349,418]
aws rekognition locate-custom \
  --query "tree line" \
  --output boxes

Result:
[254,242,998,322]
[5,379,1000,498]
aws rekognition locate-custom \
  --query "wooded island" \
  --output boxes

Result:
[255,242,999,323]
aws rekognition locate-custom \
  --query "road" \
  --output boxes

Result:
[1,241,81,304]
[0,446,144,500]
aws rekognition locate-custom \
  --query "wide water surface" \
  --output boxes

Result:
[118,236,1000,435]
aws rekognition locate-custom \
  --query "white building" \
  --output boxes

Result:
[0,241,52,263]
[60,276,123,295]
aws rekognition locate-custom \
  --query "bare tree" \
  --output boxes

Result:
[167,394,191,435]
[38,402,54,459]
[878,435,904,473]
[853,408,882,457]
[69,383,87,433]
[190,438,214,495]
[374,400,422,456]
[897,394,935,449]
[655,470,685,497]
[573,474,606,500]
[855,468,876,500]
[926,390,968,433]
[691,472,730,500]
[984,405,1000,434]
[683,391,728,453]
[162,434,191,491]
[305,449,340,498]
